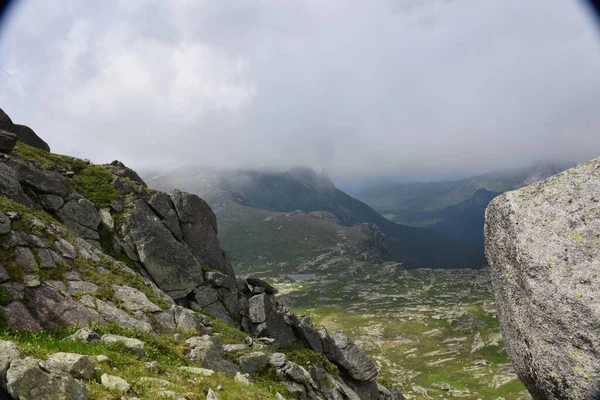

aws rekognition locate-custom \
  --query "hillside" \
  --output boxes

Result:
[0,110,402,400]
[145,167,485,269]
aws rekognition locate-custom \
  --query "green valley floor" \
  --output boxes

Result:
[249,266,531,400]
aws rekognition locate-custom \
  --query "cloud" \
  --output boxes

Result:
[1,0,600,185]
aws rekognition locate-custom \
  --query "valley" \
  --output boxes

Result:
[240,263,531,400]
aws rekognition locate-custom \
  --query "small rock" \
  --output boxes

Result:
[0,130,17,153]
[22,275,41,288]
[0,340,23,386]
[101,373,131,393]
[207,388,220,400]
[100,208,115,231]
[39,194,65,212]
[178,366,215,376]
[46,352,95,380]
[145,361,162,373]
[101,334,145,356]
[237,352,269,374]
[275,393,286,400]
[223,343,248,353]
[269,353,287,368]
[137,377,172,387]
[235,372,252,386]
[66,328,101,343]
[96,355,115,368]
[246,277,278,294]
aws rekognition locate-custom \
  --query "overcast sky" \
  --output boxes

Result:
[1,0,600,186]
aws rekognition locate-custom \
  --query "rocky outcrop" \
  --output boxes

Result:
[0,108,50,151]
[484,157,600,400]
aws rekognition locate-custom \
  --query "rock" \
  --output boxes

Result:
[112,285,162,312]
[249,293,274,324]
[207,388,221,399]
[56,198,101,239]
[269,353,287,368]
[0,211,9,235]
[46,352,95,380]
[6,357,89,399]
[105,162,147,187]
[0,130,17,153]
[137,377,172,387]
[250,299,296,348]
[235,372,252,386]
[7,156,68,196]
[320,328,378,382]
[171,190,236,279]
[95,299,152,332]
[99,208,114,231]
[237,352,269,374]
[0,301,42,331]
[0,265,9,283]
[101,334,145,356]
[95,355,114,368]
[66,328,101,344]
[178,366,215,376]
[158,390,186,400]
[124,199,204,299]
[37,248,56,268]
[484,157,600,400]
[10,123,51,151]
[39,194,65,212]
[55,238,76,260]
[204,271,231,288]
[0,162,33,206]
[14,247,37,272]
[186,335,240,376]
[471,332,484,353]
[154,305,208,334]
[223,344,248,353]
[0,340,23,387]
[101,373,131,393]
[296,316,324,354]
[246,277,278,295]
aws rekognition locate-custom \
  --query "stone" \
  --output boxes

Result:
[66,328,101,343]
[237,352,269,374]
[0,264,9,283]
[101,373,131,393]
[0,130,17,153]
[154,305,209,334]
[39,194,65,212]
[0,301,42,331]
[7,156,68,196]
[178,366,215,376]
[101,334,145,356]
[207,388,220,399]
[96,299,152,332]
[112,285,162,312]
[484,157,600,400]
[99,208,115,231]
[0,210,10,235]
[171,190,236,279]
[37,248,56,268]
[321,328,378,382]
[235,372,252,386]
[297,316,324,354]
[204,271,231,288]
[186,335,240,376]
[57,198,101,239]
[0,162,33,206]
[246,277,278,294]
[55,238,76,259]
[192,286,220,308]
[282,362,317,390]
[223,344,247,353]
[0,340,23,387]
[123,199,203,299]
[10,123,50,151]
[248,293,273,324]
[137,377,172,387]
[67,281,99,295]
[6,357,89,399]
[14,247,37,272]
[158,390,186,400]
[269,353,287,368]
[46,352,95,380]
[22,275,41,288]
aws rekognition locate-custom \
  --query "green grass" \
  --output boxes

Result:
[278,342,338,375]
[72,165,123,209]
[12,142,87,172]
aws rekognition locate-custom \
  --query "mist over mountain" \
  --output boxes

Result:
[144,166,484,269]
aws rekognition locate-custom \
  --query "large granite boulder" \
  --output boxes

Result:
[484,157,600,400]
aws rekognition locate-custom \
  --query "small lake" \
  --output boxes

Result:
[288,273,317,281]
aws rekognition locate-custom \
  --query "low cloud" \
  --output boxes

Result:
[1,0,600,186]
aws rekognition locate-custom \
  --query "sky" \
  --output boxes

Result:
[1,0,600,187]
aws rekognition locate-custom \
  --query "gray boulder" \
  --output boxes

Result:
[484,157,600,400]
[237,352,269,374]
[320,328,378,382]
[66,328,101,343]
[46,352,95,380]
[0,130,17,153]
[56,197,101,240]
[246,277,278,295]
[39,194,65,212]
[100,373,131,393]
[186,335,240,376]
[0,340,23,387]
[6,357,89,399]
[11,124,51,152]
[101,334,145,356]
[7,156,68,197]
[0,163,33,206]
[111,284,162,312]
[124,199,204,299]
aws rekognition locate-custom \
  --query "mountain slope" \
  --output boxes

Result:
[145,167,485,269]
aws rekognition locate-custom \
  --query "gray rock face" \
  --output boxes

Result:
[0,340,23,387]
[124,199,204,299]
[11,124,51,152]
[171,190,236,279]
[100,373,131,393]
[237,352,269,374]
[7,157,68,197]
[186,335,240,376]
[6,357,89,399]
[56,197,101,240]
[101,334,145,356]
[0,163,33,206]
[0,130,17,153]
[111,284,161,312]
[484,157,600,400]
[321,328,378,382]
[39,194,65,212]
[46,352,95,380]
[0,210,10,235]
